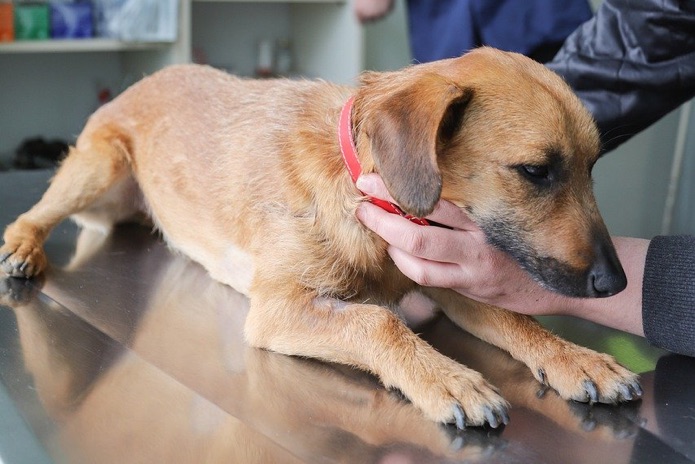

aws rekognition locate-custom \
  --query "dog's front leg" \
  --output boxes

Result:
[243,280,509,429]
[425,288,642,405]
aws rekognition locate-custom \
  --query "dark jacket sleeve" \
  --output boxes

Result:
[546,0,695,152]
[643,236,695,357]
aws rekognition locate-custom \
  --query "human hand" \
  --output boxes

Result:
[353,0,395,23]
[355,173,567,316]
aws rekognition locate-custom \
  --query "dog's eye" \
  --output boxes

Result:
[517,164,552,184]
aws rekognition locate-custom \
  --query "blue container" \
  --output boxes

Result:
[50,1,93,39]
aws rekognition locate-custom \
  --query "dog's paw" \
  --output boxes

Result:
[0,238,47,278]
[533,344,641,404]
[403,356,509,429]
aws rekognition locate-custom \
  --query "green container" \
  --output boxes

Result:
[15,4,49,40]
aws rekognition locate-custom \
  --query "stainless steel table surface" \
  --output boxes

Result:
[1,169,693,463]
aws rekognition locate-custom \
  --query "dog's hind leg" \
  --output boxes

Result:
[425,288,642,405]
[243,277,509,429]
[1,125,133,278]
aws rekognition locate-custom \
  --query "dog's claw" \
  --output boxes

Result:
[483,405,509,428]
[500,407,510,425]
[630,381,643,398]
[618,384,633,401]
[0,252,10,264]
[617,380,642,402]
[583,380,599,403]
[537,368,547,385]
[536,385,550,399]
[484,406,499,428]
[453,404,466,430]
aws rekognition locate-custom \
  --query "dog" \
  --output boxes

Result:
[0,47,641,428]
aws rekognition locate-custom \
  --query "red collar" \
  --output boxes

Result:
[339,97,429,226]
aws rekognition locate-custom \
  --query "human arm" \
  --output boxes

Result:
[546,0,695,152]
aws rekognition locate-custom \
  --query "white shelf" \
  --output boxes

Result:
[0,39,174,54]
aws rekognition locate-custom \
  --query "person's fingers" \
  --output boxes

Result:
[387,246,470,289]
[356,201,477,263]
[356,173,479,231]
[426,199,478,231]
[356,174,395,202]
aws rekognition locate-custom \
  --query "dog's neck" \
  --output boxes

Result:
[338,97,429,226]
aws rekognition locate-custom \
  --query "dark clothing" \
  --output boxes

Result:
[547,0,695,152]
[643,236,695,357]
[406,0,592,64]
[407,0,695,152]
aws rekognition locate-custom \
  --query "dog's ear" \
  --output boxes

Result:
[366,73,471,217]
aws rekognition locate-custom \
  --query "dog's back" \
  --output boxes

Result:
[74,65,388,297]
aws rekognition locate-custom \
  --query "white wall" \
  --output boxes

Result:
[0,53,123,161]
[671,104,695,235]
[363,0,411,72]
[593,111,681,238]
[191,2,291,76]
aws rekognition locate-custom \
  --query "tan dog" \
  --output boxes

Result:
[0,47,640,428]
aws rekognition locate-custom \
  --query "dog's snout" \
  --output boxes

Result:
[587,242,627,297]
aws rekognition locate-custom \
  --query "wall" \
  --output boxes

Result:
[191,2,291,76]
[0,53,123,163]
[671,103,695,235]
[593,111,681,238]
[363,0,411,72]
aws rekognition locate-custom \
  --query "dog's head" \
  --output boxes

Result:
[355,47,626,298]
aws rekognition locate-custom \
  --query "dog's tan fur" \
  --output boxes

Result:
[1,47,639,427]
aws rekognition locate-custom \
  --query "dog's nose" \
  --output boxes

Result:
[588,242,627,297]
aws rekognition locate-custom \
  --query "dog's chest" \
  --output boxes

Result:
[215,243,255,295]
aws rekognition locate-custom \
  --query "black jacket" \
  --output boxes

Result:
[644,236,695,357]
[547,0,695,152]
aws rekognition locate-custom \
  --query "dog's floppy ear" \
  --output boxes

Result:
[366,73,471,218]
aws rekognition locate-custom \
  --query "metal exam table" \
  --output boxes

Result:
[0,169,693,463]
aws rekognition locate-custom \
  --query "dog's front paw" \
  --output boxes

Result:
[401,356,509,429]
[1,231,47,278]
[0,245,47,278]
[533,343,641,404]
